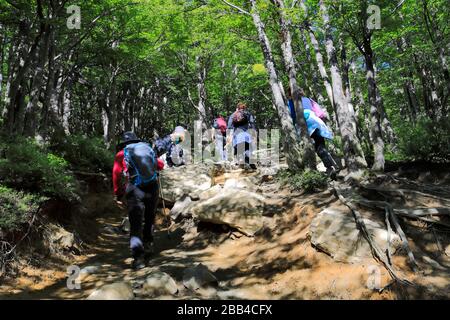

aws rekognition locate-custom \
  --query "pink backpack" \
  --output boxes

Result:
[310,99,327,120]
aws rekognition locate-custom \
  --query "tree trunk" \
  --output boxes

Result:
[4,23,40,134]
[298,28,326,105]
[299,0,334,111]
[272,0,316,170]
[196,56,208,123]
[249,0,306,171]
[23,25,52,136]
[61,80,72,134]
[319,0,367,171]
[365,52,385,171]
[397,36,420,122]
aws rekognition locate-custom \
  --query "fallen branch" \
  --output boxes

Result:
[394,211,450,229]
[353,198,450,228]
[385,207,393,265]
[394,207,450,217]
[384,175,450,199]
[385,203,419,272]
[359,184,450,204]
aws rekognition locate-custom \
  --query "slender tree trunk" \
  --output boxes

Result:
[40,32,61,137]
[339,36,358,126]
[249,0,306,171]
[299,0,334,111]
[319,0,367,171]
[196,56,208,123]
[4,24,39,134]
[298,28,326,104]
[23,26,52,136]
[61,80,72,134]
[397,37,420,122]
[364,52,385,171]
[272,0,316,170]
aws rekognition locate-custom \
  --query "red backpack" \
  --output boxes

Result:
[213,117,227,134]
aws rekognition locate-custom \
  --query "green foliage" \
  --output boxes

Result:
[0,138,79,202]
[277,169,329,193]
[0,185,46,232]
[51,135,114,173]
[394,116,450,163]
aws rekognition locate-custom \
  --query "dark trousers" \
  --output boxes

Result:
[125,181,160,253]
[311,130,326,152]
[311,130,335,170]
[234,142,251,165]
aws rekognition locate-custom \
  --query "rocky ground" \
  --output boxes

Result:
[0,161,449,300]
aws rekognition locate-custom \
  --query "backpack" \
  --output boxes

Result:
[213,117,227,134]
[124,142,158,187]
[167,143,185,167]
[232,110,249,127]
[310,99,327,120]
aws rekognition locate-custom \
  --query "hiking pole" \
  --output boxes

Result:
[157,175,171,239]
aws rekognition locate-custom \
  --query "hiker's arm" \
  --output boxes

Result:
[112,150,125,198]
[157,158,165,171]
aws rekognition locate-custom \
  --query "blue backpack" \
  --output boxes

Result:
[124,142,158,187]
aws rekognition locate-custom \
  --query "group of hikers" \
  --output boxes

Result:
[112,89,339,269]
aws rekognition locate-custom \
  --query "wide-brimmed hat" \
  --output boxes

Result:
[117,131,141,150]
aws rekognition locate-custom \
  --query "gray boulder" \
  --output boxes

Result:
[310,206,402,263]
[47,224,78,253]
[142,272,179,297]
[86,282,135,300]
[198,184,223,201]
[223,177,258,192]
[160,164,212,203]
[170,196,193,220]
[190,188,267,236]
[183,264,218,291]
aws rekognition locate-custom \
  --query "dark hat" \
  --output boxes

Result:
[117,131,141,150]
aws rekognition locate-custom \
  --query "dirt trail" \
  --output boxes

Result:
[1,168,449,300]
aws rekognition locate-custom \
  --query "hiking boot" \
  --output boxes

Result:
[143,241,155,259]
[131,255,146,270]
[326,167,338,181]
[130,236,145,269]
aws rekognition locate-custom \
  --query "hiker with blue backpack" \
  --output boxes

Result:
[227,102,257,170]
[286,87,338,179]
[113,132,165,269]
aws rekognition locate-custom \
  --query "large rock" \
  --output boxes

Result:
[47,224,78,253]
[190,188,267,236]
[79,265,101,279]
[142,272,179,297]
[86,282,135,300]
[183,264,218,291]
[310,206,402,263]
[170,196,193,221]
[223,177,258,192]
[198,184,223,201]
[160,164,212,203]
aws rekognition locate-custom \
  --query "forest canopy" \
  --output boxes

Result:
[0,0,448,171]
